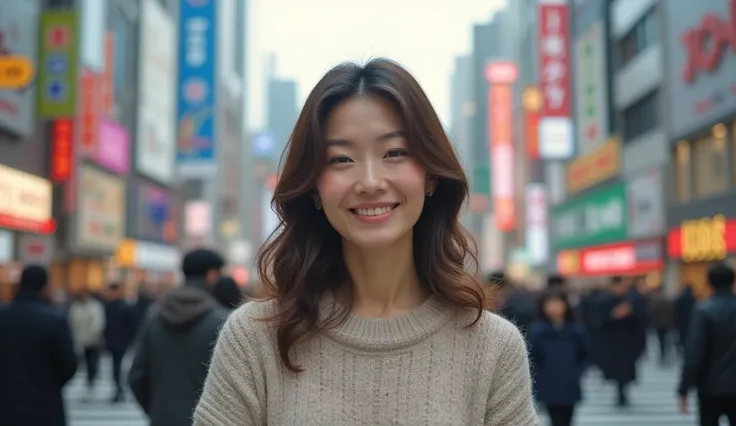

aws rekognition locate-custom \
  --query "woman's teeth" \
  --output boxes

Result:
[354,205,395,216]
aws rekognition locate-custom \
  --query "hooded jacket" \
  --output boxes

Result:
[128,279,229,426]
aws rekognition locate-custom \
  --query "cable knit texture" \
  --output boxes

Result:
[193,296,538,425]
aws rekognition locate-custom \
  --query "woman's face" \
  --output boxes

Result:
[315,94,431,249]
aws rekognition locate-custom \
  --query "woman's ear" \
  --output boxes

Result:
[426,177,437,196]
[312,192,322,210]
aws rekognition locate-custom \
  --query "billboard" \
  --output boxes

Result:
[137,0,176,183]
[176,0,217,177]
[538,0,574,159]
[37,10,78,118]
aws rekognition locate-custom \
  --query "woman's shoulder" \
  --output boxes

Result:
[221,299,279,342]
[458,309,527,352]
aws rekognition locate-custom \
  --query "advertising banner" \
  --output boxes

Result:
[135,182,176,244]
[37,10,78,118]
[668,215,736,263]
[51,119,74,182]
[566,137,620,194]
[573,19,608,155]
[176,0,217,177]
[76,165,125,251]
[664,0,736,138]
[557,238,664,276]
[137,0,176,183]
[486,61,517,231]
[552,181,627,250]
[0,164,54,234]
[538,0,574,159]
[525,184,549,266]
[97,118,130,174]
[0,0,39,136]
[79,68,101,155]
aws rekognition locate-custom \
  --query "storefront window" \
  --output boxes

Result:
[694,128,729,198]
[675,141,692,203]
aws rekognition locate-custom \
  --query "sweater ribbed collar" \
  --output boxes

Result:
[319,293,454,352]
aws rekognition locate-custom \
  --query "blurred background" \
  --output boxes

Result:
[0,0,735,424]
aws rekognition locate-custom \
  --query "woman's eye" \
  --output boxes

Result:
[329,156,352,164]
[385,149,407,158]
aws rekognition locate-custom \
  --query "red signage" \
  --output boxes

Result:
[667,215,736,262]
[557,239,664,277]
[682,0,736,84]
[489,82,515,231]
[485,62,518,85]
[79,69,101,154]
[51,119,74,182]
[538,0,571,118]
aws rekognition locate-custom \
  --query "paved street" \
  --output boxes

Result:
[538,353,710,425]
[65,356,147,426]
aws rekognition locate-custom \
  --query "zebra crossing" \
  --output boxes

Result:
[537,354,710,425]
[65,356,147,426]
[65,353,718,425]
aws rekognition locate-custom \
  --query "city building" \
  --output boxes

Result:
[664,0,736,297]
[0,0,49,301]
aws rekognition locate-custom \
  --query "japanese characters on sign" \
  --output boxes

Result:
[537,0,574,159]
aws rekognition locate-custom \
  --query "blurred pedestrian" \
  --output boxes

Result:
[68,288,106,400]
[0,265,77,426]
[490,271,536,337]
[193,59,536,425]
[648,286,675,366]
[529,290,588,426]
[598,276,645,407]
[675,283,696,354]
[128,248,229,426]
[678,263,736,425]
[133,283,155,332]
[213,276,243,309]
[104,282,136,403]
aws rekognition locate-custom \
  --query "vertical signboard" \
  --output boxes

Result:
[37,11,78,118]
[538,0,574,159]
[79,68,101,155]
[177,0,217,177]
[486,61,517,232]
[138,0,176,184]
[574,19,608,155]
[525,183,549,266]
[522,86,542,159]
[51,119,74,182]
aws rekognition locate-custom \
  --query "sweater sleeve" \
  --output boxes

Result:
[485,322,538,425]
[193,307,267,426]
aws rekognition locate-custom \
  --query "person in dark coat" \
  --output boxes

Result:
[529,289,588,426]
[675,284,696,355]
[678,263,736,424]
[104,283,136,403]
[648,286,675,365]
[580,284,606,370]
[213,276,243,310]
[598,275,646,407]
[128,248,230,426]
[0,265,78,426]
[629,276,649,361]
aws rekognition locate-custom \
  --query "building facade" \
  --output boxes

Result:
[664,0,736,297]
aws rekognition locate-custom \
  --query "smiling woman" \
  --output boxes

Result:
[193,58,536,426]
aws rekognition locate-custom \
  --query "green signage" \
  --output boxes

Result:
[37,11,78,118]
[551,182,628,250]
[472,164,490,195]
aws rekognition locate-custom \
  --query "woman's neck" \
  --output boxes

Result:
[342,234,427,318]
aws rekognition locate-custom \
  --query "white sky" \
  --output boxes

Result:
[246,0,508,131]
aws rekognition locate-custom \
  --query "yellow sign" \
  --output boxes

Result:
[0,56,34,89]
[116,239,137,267]
[566,137,621,194]
[681,215,727,263]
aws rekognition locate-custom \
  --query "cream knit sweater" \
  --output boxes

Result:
[193,296,538,425]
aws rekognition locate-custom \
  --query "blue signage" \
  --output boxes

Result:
[176,0,216,176]
[253,131,275,158]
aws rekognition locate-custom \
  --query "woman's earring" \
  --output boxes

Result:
[315,200,322,210]
[426,190,433,197]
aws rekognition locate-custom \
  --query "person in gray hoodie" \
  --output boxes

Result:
[128,249,230,426]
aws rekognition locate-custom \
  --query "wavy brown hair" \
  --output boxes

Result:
[257,58,491,372]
